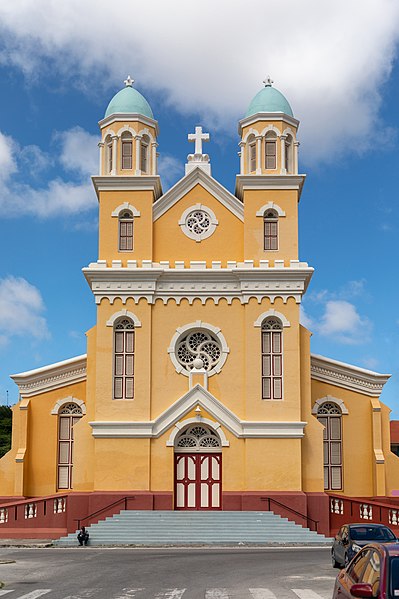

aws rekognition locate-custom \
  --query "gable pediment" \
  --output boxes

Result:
[153,167,244,222]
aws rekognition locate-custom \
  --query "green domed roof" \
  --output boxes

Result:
[245,80,293,118]
[105,78,154,119]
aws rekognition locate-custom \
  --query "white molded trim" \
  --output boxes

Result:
[116,125,136,137]
[99,113,159,136]
[92,176,162,201]
[254,310,290,328]
[89,384,307,439]
[166,417,229,447]
[178,203,218,241]
[111,202,141,217]
[168,321,229,377]
[238,112,299,135]
[11,355,87,398]
[153,166,244,222]
[235,174,305,201]
[310,354,391,397]
[242,128,260,143]
[256,202,286,217]
[312,396,349,416]
[138,128,155,144]
[261,125,280,137]
[282,127,295,138]
[103,129,117,141]
[51,396,86,416]
[106,310,142,327]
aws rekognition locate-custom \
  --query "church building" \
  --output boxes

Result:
[1,76,398,537]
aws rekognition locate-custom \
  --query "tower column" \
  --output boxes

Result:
[239,141,245,174]
[294,141,300,174]
[280,135,287,174]
[151,142,158,175]
[111,135,118,176]
[135,135,142,175]
[98,142,104,176]
[256,136,262,174]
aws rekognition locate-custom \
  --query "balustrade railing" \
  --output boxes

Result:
[0,508,8,524]
[0,493,68,534]
[329,494,399,534]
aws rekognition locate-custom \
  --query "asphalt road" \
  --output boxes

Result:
[0,546,336,599]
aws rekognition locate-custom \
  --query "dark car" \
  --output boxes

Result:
[332,523,397,568]
[333,542,399,598]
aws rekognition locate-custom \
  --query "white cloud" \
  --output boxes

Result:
[0,131,17,180]
[0,276,49,344]
[300,306,313,330]
[55,126,98,177]
[318,300,370,345]
[20,144,52,176]
[0,0,398,164]
[158,154,184,190]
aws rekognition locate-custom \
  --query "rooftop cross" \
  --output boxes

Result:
[188,126,210,155]
[263,75,274,87]
[124,75,135,87]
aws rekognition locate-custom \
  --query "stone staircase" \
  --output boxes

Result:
[55,510,333,546]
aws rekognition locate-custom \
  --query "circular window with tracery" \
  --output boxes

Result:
[168,322,229,377]
[178,204,218,241]
[175,424,221,452]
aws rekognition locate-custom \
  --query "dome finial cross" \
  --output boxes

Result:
[124,75,134,87]
[263,75,274,87]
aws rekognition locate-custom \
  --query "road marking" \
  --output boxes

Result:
[114,589,145,599]
[249,589,278,599]
[205,590,229,599]
[63,590,101,598]
[16,592,52,599]
[154,590,186,599]
[291,590,327,599]
[0,592,14,597]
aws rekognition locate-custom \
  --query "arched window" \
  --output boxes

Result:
[264,209,278,250]
[247,134,256,173]
[113,317,135,400]
[261,317,283,400]
[105,135,113,174]
[317,402,343,491]
[285,134,293,173]
[118,210,133,251]
[121,132,133,170]
[57,403,83,490]
[175,424,221,452]
[140,135,150,173]
[265,132,277,170]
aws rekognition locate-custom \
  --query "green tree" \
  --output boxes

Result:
[0,406,12,458]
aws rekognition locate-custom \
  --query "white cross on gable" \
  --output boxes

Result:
[188,126,210,155]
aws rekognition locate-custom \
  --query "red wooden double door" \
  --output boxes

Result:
[175,453,222,510]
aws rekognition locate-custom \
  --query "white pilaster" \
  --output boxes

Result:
[256,136,262,174]
[135,135,142,175]
[111,136,118,176]
[239,141,245,174]
[280,135,287,174]
[151,142,158,175]
[98,142,104,175]
[294,141,300,174]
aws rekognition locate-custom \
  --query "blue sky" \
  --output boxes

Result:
[0,0,398,415]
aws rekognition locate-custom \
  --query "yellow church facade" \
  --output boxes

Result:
[1,77,398,537]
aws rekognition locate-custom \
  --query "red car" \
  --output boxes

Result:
[333,542,399,598]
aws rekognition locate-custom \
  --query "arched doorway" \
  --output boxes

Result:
[174,424,222,510]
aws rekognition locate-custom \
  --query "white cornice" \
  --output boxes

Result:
[83,260,314,305]
[98,113,159,136]
[89,384,307,439]
[11,355,87,398]
[310,354,391,398]
[235,175,306,201]
[238,112,300,134]
[92,176,162,201]
[153,166,244,222]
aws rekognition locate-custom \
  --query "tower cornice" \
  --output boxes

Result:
[235,174,306,201]
[82,260,314,305]
[91,175,163,200]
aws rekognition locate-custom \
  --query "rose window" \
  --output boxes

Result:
[176,330,222,372]
[186,210,211,236]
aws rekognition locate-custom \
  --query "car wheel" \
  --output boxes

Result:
[331,550,340,569]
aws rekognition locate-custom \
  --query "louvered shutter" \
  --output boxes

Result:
[265,141,276,169]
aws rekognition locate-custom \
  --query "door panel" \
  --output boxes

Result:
[175,453,222,510]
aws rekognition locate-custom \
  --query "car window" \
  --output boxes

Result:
[347,549,372,583]
[350,526,395,542]
[361,550,380,596]
[389,556,399,598]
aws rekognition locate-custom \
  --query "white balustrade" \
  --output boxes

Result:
[389,509,398,526]
[24,502,37,519]
[54,497,66,514]
[360,503,373,520]
[0,508,8,524]
[330,498,344,515]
